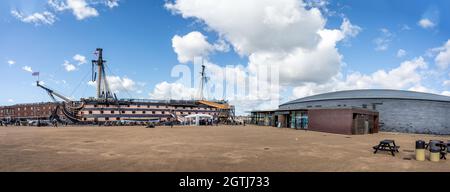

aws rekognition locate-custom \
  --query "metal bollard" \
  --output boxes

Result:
[429,147,440,162]
[415,140,426,161]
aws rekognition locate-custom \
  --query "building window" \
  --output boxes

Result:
[100,111,104,114]
[89,111,93,114]
[156,105,159,108]
[111,111,115,114]
[105,117,109,121]
[116,117,120,121]
[143,111,146,114]
[162,111,165,114]
[132,111,136,114]
[106,105,109,108]
[94,105,97,107]
[122,111,125,114]
[147,105,150,108]
[152,111,155,114]
[83,118,87,121]
[137,105,140,108]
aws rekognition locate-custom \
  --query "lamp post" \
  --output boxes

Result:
[32,72,40,127]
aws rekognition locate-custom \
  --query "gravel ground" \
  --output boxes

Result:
[0,125,449,172]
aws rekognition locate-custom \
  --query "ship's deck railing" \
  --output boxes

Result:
[118,98,198,104]
[64,97,231,106]
[117,98,229,105]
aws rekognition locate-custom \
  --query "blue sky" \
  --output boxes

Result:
[1,0,449,113]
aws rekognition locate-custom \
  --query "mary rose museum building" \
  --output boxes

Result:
[250,89,450,135]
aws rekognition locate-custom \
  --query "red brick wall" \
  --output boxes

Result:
[0,103,59,119]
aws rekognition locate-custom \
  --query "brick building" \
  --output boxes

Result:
[0,102,60,121]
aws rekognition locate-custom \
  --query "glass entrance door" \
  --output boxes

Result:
[301,113,308,130]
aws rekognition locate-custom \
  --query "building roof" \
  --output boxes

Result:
[281,89,450,106]
[249,109,277,113]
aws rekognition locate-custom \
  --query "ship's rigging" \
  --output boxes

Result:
[36,48,235,124]
[91,48,117,101]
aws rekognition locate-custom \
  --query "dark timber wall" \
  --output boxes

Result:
[308,108,378,135]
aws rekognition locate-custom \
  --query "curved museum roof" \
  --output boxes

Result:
[281,89,450,106]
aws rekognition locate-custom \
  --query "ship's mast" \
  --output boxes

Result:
[198,64,207,100]
[92,48,113,100]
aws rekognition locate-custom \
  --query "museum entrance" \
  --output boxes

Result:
[291,111,308,130]
[352,113,376,134]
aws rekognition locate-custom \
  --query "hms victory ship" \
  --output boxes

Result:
[21,48,235,124]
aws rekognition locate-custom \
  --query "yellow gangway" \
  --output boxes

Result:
[198,100,230,109]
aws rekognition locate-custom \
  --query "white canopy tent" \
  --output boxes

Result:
[184,114,213,126]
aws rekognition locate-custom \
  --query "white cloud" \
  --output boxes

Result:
[172,31,230,63]
[418,18,436,29]
[63,60,77,72]
[149,81,197,100]
[213,39,231,53]
[8,99,14,103]
[67,0,99,20]
[73,54,87,65]
[88,76,137,94]
[7,60,16,66]
[164,0,366,112]
[22,66,33,73]
[340,18,362,38]
[401,24,411,31]
[87,80,96,86]
[373,28,393,51]
[432,39,450,69]
[248,18,360,85]
[106,76,136,93]
[441,91,450,96]
[408,84,435,93]
[397,49,407,58]
[11,10,56,25]
[105,0,120,8]
[172,31,215,63]
[292,57,429,98]
[48,0,67,11]
[166,0,326,56]
[346,57,428,89]
[443,80,450,87]
[167,0,360,86]
[49,0,99,20]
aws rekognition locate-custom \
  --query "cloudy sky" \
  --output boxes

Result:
[1,0,449,114]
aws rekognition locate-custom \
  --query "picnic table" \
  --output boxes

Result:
[373,140,400,156]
